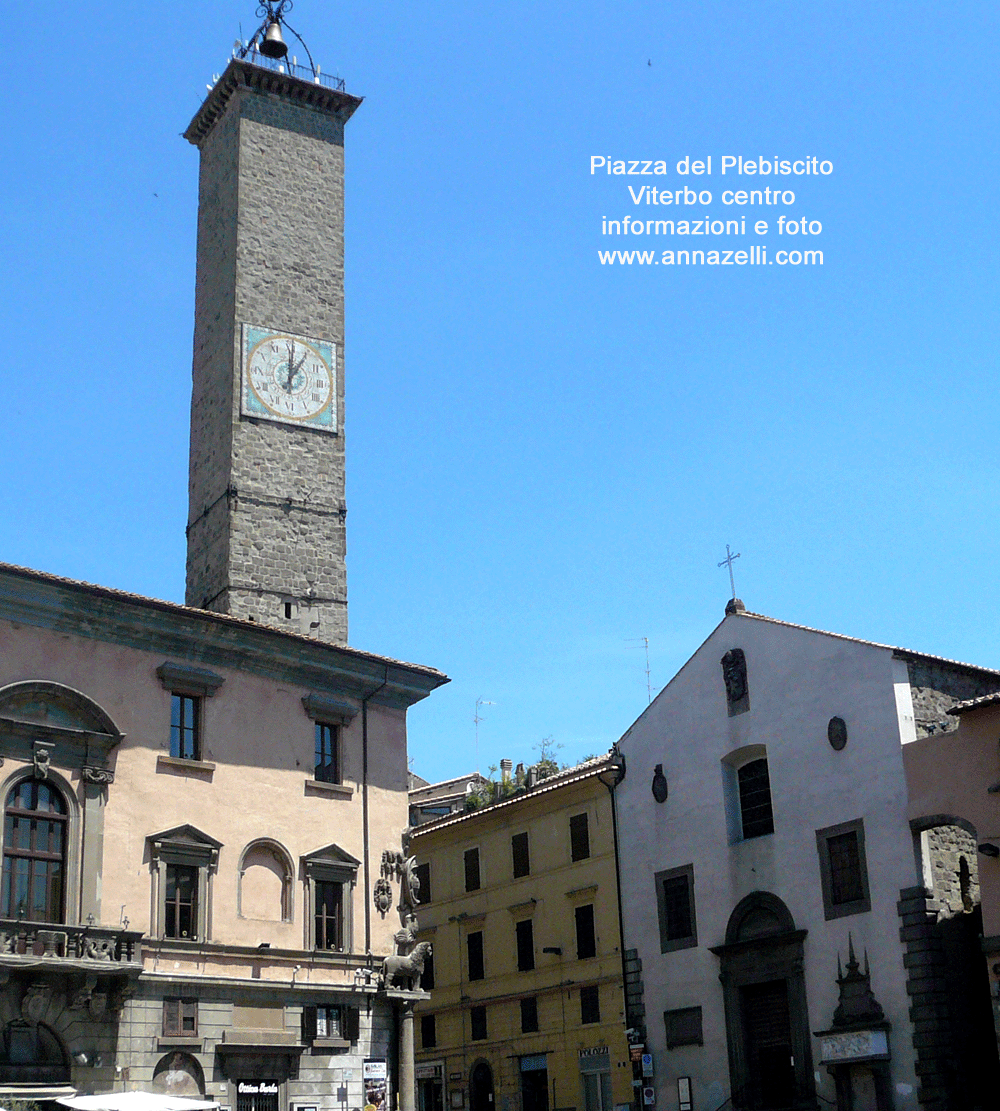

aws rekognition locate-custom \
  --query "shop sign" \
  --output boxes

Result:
[237,1084,279,1096]
[416,1064,443,1080]
[364,1060,388,1081]
[520,1055,548,1072]
[579,1046,608,1058]
[628,1045,645,1063]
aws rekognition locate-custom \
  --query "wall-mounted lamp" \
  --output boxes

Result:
[72,1050,102,1068]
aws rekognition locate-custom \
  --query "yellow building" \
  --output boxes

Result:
[410,756,632,1111]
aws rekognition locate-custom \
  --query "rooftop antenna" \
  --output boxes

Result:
[626,637,654,704]
[236,1,320,78]
[718,544,741,599]
[474,697,494,774]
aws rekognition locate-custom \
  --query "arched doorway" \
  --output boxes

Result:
[0,1020,70,1086]
[469,1061,494,1111]
[710,892,815,1110]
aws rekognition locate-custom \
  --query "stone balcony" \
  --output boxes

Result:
[0,919,144,974]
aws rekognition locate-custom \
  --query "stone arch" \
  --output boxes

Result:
[238,839,294,922]
[153,1050,206,1097]
[0,1019,70,1085]
[910,815,981,918]
[0,681,122,740]
[469,1059,494,1111]
[725,890,796,945]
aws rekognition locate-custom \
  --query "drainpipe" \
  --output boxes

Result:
[362,666,390,953]
[598,747,632,1097]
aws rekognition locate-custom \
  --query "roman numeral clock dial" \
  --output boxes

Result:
[241,325,337,430]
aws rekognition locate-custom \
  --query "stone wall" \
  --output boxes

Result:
[186,79,352,645]
[905,659,1000,739]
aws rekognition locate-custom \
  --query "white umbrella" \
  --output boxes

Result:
[58,1093,219,1111]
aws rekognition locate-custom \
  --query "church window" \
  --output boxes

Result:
[816,819,870,919]
[470,1006,487,1040]
[2,779,68,923]
[170,695,201,760]
[521,996,539,1033]
[654,864,697,953]
[570,812,591,861]
[664,1007,703,1049]
[464,847,481,892]
[467,930,485,980]
[580,985,601,1024]
[516,919,535,971]
[315,722,340,783]
[738,758,774,838]
[575,903,597,959]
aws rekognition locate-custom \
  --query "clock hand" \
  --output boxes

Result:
[284,341,296,392]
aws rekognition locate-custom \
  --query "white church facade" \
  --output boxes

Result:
[613,599,1000,1111]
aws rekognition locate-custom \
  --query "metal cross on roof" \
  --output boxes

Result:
[718,544,741,599]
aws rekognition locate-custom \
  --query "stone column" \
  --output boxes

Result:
[398,998,416,1111]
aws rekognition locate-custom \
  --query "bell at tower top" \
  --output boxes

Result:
[185,3,362,146]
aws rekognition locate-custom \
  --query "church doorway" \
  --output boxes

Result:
[470,1061,494,1111]
[710,892,815,1110]
[739,980,795,1108]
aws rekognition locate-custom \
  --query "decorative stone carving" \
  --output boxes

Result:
[82,766,115,785]
[832,936,885,1028]
[22,981,53,1024]
[651,764,668,804]
[70,973,99,1010]
[89,991,108,1021]
[83,936,116,962]
[721,649,749,715]
[373,878,393,918]
[32,741,53,780]
[827,717,848,751]
[380,940,432,991]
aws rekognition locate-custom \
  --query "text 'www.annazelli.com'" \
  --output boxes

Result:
[598,247,822,266]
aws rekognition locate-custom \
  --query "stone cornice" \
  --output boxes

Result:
[185,58,364,146]
[0,563,447,710]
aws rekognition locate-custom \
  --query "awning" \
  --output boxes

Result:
[57,1093,219,1111]
[0,1084,78,1100]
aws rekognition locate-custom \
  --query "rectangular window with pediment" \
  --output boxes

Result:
[148,825,222,943]
[301,843,360,952]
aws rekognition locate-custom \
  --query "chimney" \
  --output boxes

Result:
[500,759,513,782]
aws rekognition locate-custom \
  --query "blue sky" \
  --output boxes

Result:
[4,2,998,783]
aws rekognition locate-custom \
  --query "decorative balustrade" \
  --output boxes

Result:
[0,919,144,967]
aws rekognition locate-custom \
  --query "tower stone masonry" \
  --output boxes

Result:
[184,61,362,644]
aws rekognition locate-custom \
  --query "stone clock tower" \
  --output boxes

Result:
[183,57,362,644]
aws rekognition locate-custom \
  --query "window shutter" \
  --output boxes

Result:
[344,1006,360,1043]
[302,1005,318,1040]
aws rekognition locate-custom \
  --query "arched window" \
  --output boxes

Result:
[2,780,68,923]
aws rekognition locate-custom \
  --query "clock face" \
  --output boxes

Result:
[241,325,337,430]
